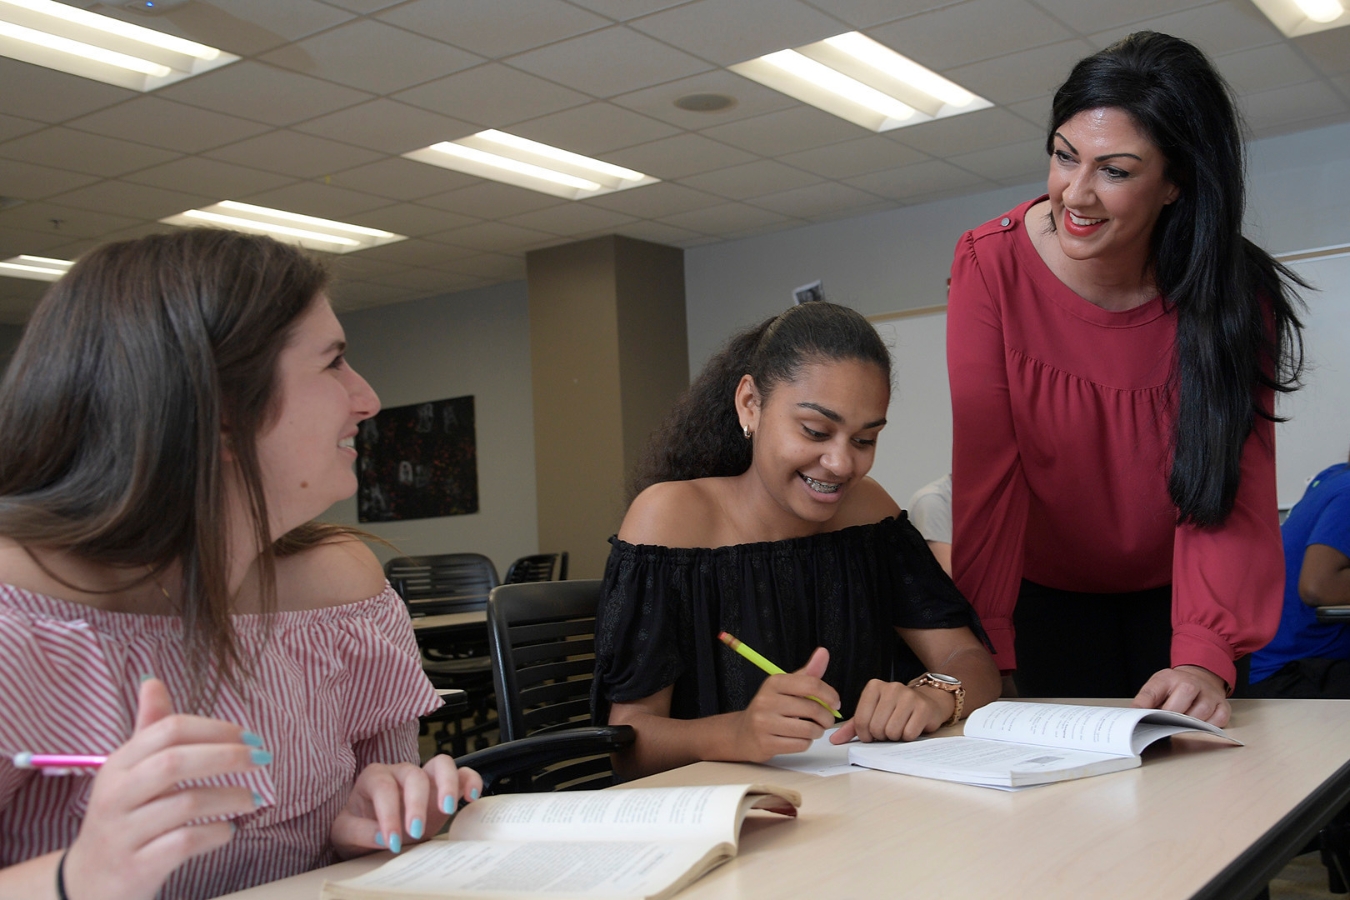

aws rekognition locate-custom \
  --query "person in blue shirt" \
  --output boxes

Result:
[1247,451,1350,698]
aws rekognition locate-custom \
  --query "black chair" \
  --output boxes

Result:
[456,579,632,794]
[503,552,569,584]
[386,553,500,755]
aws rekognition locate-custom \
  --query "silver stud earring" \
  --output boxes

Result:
[743,425,752,439]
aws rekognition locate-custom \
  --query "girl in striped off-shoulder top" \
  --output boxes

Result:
[0,229,480,900]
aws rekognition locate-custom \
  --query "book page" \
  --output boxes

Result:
[765,728,855,777]
[448,785,753,847]
[848,737,1139,787]
[323,838,720,900]
[963,703,1163,756]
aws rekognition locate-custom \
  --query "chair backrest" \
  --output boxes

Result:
[486,579,609,791]
[502,552,569,584]
[385,553,499,614]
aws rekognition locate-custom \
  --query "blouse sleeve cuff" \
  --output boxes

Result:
[983,619,1016,671]
[1171,625,1237,694]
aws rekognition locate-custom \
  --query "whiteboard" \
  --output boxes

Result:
[866,253,1350,513]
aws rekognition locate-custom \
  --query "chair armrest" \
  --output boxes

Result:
[454,725,635,793]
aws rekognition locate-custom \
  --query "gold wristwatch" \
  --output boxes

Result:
[908,672,965,727]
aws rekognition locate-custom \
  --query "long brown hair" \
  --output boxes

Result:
[0,228,353,704]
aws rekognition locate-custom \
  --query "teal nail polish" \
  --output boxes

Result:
[470,788,479,801]
[249,749,272,765]
[409,818,423,840]
[240,731,263,748]
[251,790,263,808]
[374,831,384,848]
[138,673,154,683]
[441,796,453,814]
[389,833,402,855]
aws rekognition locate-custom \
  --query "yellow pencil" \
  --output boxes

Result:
[718,631,842,719]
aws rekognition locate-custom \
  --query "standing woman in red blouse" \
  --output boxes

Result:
[948,32,1304,725]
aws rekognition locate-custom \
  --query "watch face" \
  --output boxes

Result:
[928,673,960,686]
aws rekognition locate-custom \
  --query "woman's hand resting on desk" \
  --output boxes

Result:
[829,680,949,744]
[332,755,483,859]
[729,647,840,762]
[59,678,265,900]
[1132,666,1231,726]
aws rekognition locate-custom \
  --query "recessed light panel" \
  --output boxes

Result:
[1251,0,1348,36]
[730,32,991,133]
[0,254,73,281]
[160,202,406,254]
[403,130,659,200]
[0,0,238,91]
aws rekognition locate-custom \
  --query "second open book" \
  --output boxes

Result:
[848,701,1242,788]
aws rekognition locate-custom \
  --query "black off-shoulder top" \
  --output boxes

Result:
[592,514,987,723]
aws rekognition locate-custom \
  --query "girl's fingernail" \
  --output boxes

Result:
[249,749,272,765]
[138,673,154,683]
[409,818,423,840]
[374,831,384,848]
[252,790,263,808]
[389,833,402,855]
[240,731,263,747]
[470,788,480,801]
[441,796,454,814]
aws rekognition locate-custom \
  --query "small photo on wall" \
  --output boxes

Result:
[355,395,479,522]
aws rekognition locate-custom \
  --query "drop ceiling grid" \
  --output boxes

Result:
[0,0,1344,320]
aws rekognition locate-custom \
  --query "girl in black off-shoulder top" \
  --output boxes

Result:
[593,302,999,780]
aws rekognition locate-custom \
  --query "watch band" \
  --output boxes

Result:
[908,672,965,727]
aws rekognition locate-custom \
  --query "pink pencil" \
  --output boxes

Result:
[12,752,106,774]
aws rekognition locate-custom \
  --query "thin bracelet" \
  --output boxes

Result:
[55,849,72,900]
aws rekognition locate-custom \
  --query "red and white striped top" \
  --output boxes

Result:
[0,583,440,899]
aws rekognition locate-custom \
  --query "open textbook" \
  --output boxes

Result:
[848,701,1242,788]
[320,783,801,900]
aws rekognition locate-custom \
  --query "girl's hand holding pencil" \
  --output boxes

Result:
[719,633,842,762]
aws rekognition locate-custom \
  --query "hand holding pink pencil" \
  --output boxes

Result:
[718,631,842,718]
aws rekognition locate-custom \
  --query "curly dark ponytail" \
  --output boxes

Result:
[630,301,891,498]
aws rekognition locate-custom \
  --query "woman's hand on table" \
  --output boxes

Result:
[63,678,263,900]
[730,647,839,762]
[332,756,483,859]
[830,680,948,743]
[1131,665,1231,726]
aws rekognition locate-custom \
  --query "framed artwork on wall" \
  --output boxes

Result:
[355,395,479,522]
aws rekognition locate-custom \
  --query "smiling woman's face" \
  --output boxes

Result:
[737,357,889,528]
[1047,106,1179,266]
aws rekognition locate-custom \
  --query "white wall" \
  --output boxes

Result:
[683,120,1350,508]
[323,280,538,581]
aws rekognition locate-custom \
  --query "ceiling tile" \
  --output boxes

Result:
[1085,0,1282,57]
[659,201,801,236]
[433,221,560,252]
[1032,0,1213,35]
[612,219,711,244]
[329,157,481,201]
[599,133,756,179]
[441,252,528,280]
[700,106,862,156]
[295,100,476,154]
[0,160,100,201]
[949,138,1048,184]
[682,159,823,200]
[329,281,420,313]
[378,0,610,58]
[366,266,470,293]
[42,221,178,260]
[351,238,478,267]
[1240,81,1350,136]
[502,204,639,236]
[844,158,992,201]
[0,278,47,323]
[0,114,45,144]
[629,0,844,66]
[610,69,797,129]
[420,182,569,218]
[1292,27,1350,77]
[159,62,373,127]
[0,58,136,124]
[801,198,895,223]
[320,0,408,13]
[747,181,886,218]
[869,0,1073,71]
[780,136,926,179]
[150,0,358,54]
[505,25,713,97]
[1006,96,1053,131]
[260,20,484,95]
[510,102,680,155]
[328,255,406,281]
[0,128,180,177]
[65,97,271,154]
[238,181,392,219]
[47,181,211,219]
[890,107,1043,157]
[205,131,384,179]
[564,0,692,20]
[123,157,297,199]
[583,182,725,217]
[945,38,1097,105]
[0,202,140,240]
[0,224,69,257]
[394,63,590,128]
[1216,44,1321,96]
[798,0,964,28]
[347,202,479,237]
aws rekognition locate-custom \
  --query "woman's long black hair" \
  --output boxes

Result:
[630,301,891,498]
[1049,32,1304,527]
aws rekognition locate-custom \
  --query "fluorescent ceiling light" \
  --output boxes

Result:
[403,130,659,200]
[730,32,991,133]
[0,254,73,281]
[0,0,237,91]
[160,202,406,254]
[1251,0,1348,35]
